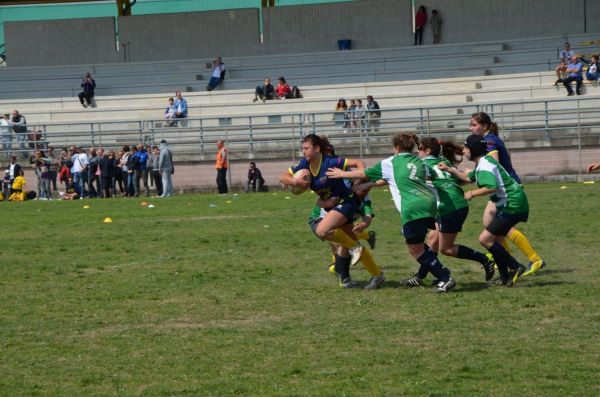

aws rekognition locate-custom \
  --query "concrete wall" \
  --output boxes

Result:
[419,0,587,46]
[4,1,600,67]
[117,9,261,62]
[262,0,411,53]
[4,17,119,67]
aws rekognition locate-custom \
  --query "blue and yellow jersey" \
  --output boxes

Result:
[289,155,353,200]
[484,133,521,184]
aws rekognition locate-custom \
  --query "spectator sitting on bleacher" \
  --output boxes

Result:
[174,91,188,120]
[353,99,367,131]
[555,42,575,85]
[586,54,599,81]
[163,97,177,126]
[333,98,348,130]
[78,72,96,108]
[346,99,356,132]
[275,76,302,99]
[562,55,584,96]
[206,56,226,91]
[253,78,275,103]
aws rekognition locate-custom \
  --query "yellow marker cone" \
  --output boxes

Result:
[226,200,232,204]
[103,217,113,223]
[141,201,149,206]
[83,205,90,209]
[583,181,595,185]
[560,186,568,190]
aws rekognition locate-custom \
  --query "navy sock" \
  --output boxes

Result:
[456,245,488,265]
[417,248,450,281]
[334,254,351,280]
[487,242,520,273]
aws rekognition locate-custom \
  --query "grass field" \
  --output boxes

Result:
[1,182,599,396]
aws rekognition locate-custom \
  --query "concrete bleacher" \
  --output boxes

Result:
[3,71,600,127]
[2,33,600,101]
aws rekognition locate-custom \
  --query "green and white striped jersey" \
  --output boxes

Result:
[422,156,468,217]
[468,155,529,216]
[364,153,436,225]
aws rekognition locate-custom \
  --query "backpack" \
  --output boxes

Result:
[291,86,302,99]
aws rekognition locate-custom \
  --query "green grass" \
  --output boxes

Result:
[1,183,599,396]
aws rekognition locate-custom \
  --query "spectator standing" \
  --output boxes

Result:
[71,147,89,198]
[32,150,51,200]
[134,143,149,197]
[206,56,226,91]
[58,149,72,189]
[144,145,152,196]
[555,42,575,85]
[6,155,21,193]
[173,91,188,122]
[120,146,131,197]
[10,109,27,159]
[163,97,177,127]
[429,9,442,44]
[158,139,174,197]
[586,55,599,81]
[98,148,114,198]
[562,55,584,96]
[215,140,228,194]
[253,78,275,102]
[47,146,58,193]
[88,148,100,197]
[333,98,348,131]
[151,146,163,197]
[1,113,12,158]
[414,5,427,46]
[246,162,265,193]
[366,95,381,132]
[127,145,139,197]
[78,72,96,108]
[113,150,124,197]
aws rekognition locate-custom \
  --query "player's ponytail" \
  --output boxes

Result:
[392,133,417,153]
[489,122,499,136]
[440,141,464,166]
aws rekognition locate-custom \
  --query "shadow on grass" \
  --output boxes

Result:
[455,281,490,292]
[520,280,570,288]
[536,268,574,275]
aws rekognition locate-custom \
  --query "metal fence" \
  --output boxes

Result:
[2,96,600,163]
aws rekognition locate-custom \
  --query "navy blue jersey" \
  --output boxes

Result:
[484,133,521,184]
[289,155,351,200]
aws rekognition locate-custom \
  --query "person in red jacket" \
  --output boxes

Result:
[414,5,427,46]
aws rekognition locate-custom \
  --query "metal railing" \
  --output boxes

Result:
[2,96,600,162]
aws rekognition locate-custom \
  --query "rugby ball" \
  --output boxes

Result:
[291,169,311,195]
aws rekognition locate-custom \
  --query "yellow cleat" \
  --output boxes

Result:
[522,259,546,277]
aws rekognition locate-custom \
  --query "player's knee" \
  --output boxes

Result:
[440,246,454,257]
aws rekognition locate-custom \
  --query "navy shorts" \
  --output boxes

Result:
[486,212,529,236]
[328,196,359,225]
[437,206,469,234]
[402,217,436,244]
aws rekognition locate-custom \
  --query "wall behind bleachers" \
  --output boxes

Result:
[3,0,600,67]
[262,0,411,53]
[4,17,119,67]
[117,9,261,62]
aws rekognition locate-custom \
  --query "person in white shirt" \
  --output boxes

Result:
[71,147,89,198]
[0,114,12,158]
[206,56,226,91]
[555,42,576,85]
